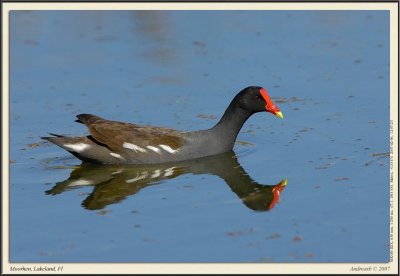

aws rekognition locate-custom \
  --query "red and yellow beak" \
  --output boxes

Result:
[269,178,288,210]
[260,88,284,119]
[275,111,283,119]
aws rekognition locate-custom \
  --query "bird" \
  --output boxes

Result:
[45,151,288,211]
[42,86,283,165]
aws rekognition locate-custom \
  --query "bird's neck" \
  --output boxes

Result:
[210,100,252,147]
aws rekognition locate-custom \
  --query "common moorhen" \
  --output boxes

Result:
[45,151,288,211]
[42,86,283,164]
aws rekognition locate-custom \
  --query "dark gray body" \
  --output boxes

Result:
[43,120,244,165]
[42,86,279,165]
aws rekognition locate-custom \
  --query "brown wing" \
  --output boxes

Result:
[76,114,183,152]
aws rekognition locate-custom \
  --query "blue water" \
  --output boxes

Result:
[9,10,390,262]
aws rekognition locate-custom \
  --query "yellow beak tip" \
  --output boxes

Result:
[276,111,283,119]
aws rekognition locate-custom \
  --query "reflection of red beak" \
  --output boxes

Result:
[269,179,288,210]
[260,88,283,119]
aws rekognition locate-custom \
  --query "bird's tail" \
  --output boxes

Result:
[41,134,84,148]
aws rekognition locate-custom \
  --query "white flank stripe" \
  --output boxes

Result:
[64,143,90,153]
[123,142,146,153]
[69,179,93,187]
[112,169,124,175]
[159,144,178,154]
[164,167,175,177]
[146,146,161,153]
[126,172,148,183]
[110,152,124,160]
[151,169,161,178]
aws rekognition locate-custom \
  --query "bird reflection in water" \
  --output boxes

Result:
[46,152,287,212]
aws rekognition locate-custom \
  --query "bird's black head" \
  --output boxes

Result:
[235,86,283,118]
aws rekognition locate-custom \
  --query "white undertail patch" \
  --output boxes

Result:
[159,144,179,154]
[146,146,161,153]
[110,152,124,160]
[69,179,93,187]
[123,142,147,153]
[64,143,90,153]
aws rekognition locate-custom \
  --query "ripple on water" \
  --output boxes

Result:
[41,156,80,170]
[234,139,258,159]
